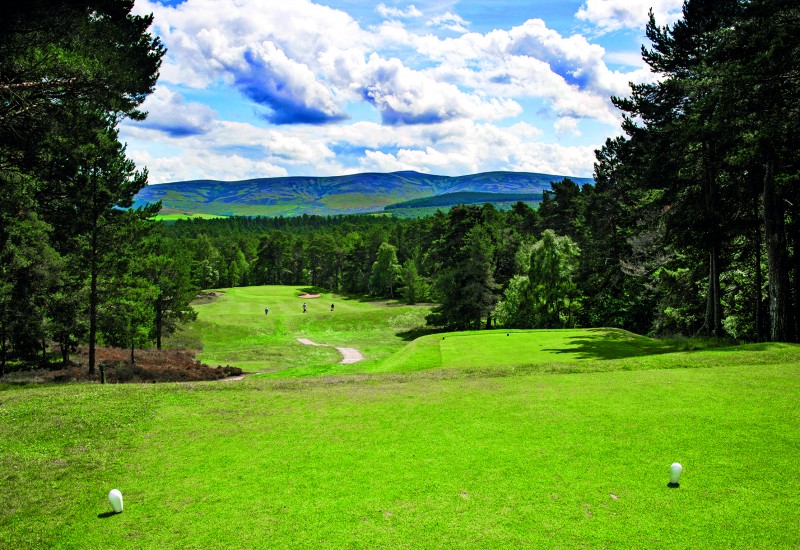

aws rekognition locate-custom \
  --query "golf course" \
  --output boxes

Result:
[2,285,799,548]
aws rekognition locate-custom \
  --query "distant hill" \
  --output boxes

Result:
[133,170,592,218]
[385,191,543,210]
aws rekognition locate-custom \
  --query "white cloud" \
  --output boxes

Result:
[137,86,217,137]
[129,150,289,183]
[576,0,685,33]
[376,4,422,19]
[413,18,639,125]
[134,0,364,122]
[354,119,595,177]
[359,54,521,125]
[555,117,581,137]
[427,11,470,33]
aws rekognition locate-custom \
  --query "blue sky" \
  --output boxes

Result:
[124,0,684,183]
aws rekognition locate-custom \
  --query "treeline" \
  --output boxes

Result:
[384,192,542,210]
[1,0,798,375]
[0,1,174,374]
[597,0,799,342]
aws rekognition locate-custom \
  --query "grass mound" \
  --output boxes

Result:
[378,328,669,372]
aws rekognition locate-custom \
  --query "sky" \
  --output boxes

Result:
[124,0,685,183]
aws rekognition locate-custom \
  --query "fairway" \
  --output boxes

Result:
[174,285,691,378]
[3,285,800,548]
[173,286,432,376]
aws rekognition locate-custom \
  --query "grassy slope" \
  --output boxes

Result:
[133,171,592,218]
[177,286,431,377]
[3,286,800,548]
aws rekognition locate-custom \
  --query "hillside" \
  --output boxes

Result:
[384,191,542,217]
[133,170,592,218]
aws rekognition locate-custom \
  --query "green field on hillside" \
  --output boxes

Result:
[3,285,799,548]
[154,212,228,221]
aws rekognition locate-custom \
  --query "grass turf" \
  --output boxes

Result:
[2,361,799,548]
[172,286,432,377]
[3,285,799,548]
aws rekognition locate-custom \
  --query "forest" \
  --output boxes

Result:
[0,0,797,375]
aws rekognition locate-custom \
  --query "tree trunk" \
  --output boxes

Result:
[702,249,723,337]
[711,245,723,337]
[792,209,800,342]
[701,144,724,338]
[0,324,6,376]
[763,159,792,341]
[88,222,98,375]
[702,258,713,337]
[155,297,163,350]
[61,340,69,367]
[755,216,764,341]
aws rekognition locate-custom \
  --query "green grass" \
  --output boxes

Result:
[3,362,799,548]
[170,286,432,377]
[154,212,227,221]
[3,285,799,548]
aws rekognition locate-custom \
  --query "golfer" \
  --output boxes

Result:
[303,302,307,313]
[264,307,269,315]
[331,303,334,312]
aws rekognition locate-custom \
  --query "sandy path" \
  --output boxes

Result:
[296,338,364,364]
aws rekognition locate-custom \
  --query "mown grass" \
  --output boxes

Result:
[170,288,770,380]
[171,286,431,377]
[2,361,799,548]
[3,285,799,548]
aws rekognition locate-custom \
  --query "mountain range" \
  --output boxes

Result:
[132,170,593,218]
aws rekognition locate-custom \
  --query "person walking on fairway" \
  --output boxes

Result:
[264,307,269,315]
[303,302,307,313]
[330,303,334,312]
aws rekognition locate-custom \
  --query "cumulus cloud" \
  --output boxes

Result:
[231,42,348,124]
[354,119,595,177]
[359,54,521,125]
[376,4,422,19]
[125,0,653,180]
[136,86,217,137]
[555,117,581,136]
[427,12,470,33]
[128,149,289,183]
[413,18,638,126]
[134,0,362,125]
[576,0,685,33]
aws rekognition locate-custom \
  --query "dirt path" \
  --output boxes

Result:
[296,338,364,364]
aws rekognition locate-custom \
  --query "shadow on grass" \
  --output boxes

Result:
[396,327,442,341]
[97,511,119,519]
[336,290,431,307]
[542,329,675,361]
